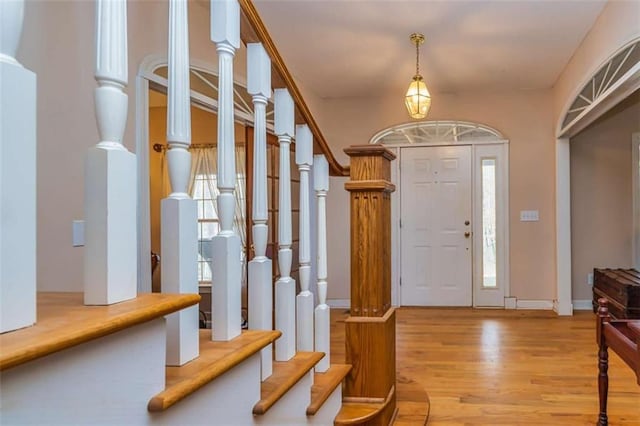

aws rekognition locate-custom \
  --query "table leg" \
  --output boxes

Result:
[598,342,609,426]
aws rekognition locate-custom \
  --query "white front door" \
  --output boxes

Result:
[400,145,472,306]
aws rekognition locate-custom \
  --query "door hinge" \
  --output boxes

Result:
[399,219,402,228]
[399,277,402,286]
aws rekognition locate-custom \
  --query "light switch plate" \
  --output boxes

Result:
[72,220,85,247]
[520,210,539,222]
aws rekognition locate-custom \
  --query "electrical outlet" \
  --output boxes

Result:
[520,210,539,222]
[587,272,594,286]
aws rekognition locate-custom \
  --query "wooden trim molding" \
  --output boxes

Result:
[344,145,397,161]
[344,180,396,193]
[335,385,397,425]
[0,292,200,371]
[238,0,348,177]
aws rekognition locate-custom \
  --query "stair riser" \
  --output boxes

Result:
[1,319,166,425]
[256,371,312,425]
[153,353,261,425]
[307,385,342,425]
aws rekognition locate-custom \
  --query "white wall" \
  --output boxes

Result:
[314,90,557,301]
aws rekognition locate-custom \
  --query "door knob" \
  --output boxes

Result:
[464,231,471,238]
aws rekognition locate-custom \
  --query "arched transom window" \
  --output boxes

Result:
[370,120,504,145]
[152,65,275,128]
[561,39,640,133]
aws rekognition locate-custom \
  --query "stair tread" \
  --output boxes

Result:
[253,351,325,415]
[0,292,200,372]
[334,385,396,425]
[306,364,352,415]
[148,329,281,412]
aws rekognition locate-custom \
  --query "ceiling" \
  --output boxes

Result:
[252,0,607,99]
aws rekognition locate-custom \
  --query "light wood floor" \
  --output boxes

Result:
[330,308,640,425]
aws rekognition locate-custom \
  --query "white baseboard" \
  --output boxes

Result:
[327,299,350,309]
[516,299,554,310]
[504,297,517,309]
[572,299,593,311]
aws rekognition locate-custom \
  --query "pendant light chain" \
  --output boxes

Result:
[415,37,420,77]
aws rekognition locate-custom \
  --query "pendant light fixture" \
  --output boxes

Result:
[405,33,431,119]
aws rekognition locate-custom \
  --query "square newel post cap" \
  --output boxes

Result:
[343,145,397,161]
[344,145,395,193]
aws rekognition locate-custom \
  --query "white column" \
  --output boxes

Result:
[274,89,296,361]
[314,155,330,372]
[555,138,573,316]
[0,0,37,333]
[84,0,137,305]
[162,0,199,366]
[247,43,273,379]
[210,0,241,341]
[295,125,314,351]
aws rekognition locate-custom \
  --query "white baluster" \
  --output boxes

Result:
[274,88,296,361]
[162,0,198,366]
[314,155,330,372]
[0,0,37,332]
[84,0,137,305]
[247,43,273,379]
[296,125,314,351]
[210,0,241,341]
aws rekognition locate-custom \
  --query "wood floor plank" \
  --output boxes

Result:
[330,308,640,425]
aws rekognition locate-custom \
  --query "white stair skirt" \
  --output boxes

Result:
[0,320,166,424]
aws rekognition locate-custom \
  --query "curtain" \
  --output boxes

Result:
[159,150,171,199]
[183,146,247,282]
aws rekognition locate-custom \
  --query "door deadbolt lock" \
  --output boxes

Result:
[464,220,470,226]
[464,231,471,238]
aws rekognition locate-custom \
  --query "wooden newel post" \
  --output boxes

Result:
[344,145,397,425]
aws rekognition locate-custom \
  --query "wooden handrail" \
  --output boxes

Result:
[238,0,349,177]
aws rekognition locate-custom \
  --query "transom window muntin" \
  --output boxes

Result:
[561,39,640,132]
[370,120,504,146]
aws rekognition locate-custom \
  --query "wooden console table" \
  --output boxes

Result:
[596,298,640,426]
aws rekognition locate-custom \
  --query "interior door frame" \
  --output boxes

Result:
[390,139,510,308]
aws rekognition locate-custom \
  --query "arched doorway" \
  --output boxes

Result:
[555,37,640,315]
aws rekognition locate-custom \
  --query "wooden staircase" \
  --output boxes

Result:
[0,293,353,425]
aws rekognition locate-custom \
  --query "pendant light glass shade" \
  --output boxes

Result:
[405,75,431,119]
[405,33,431,120]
